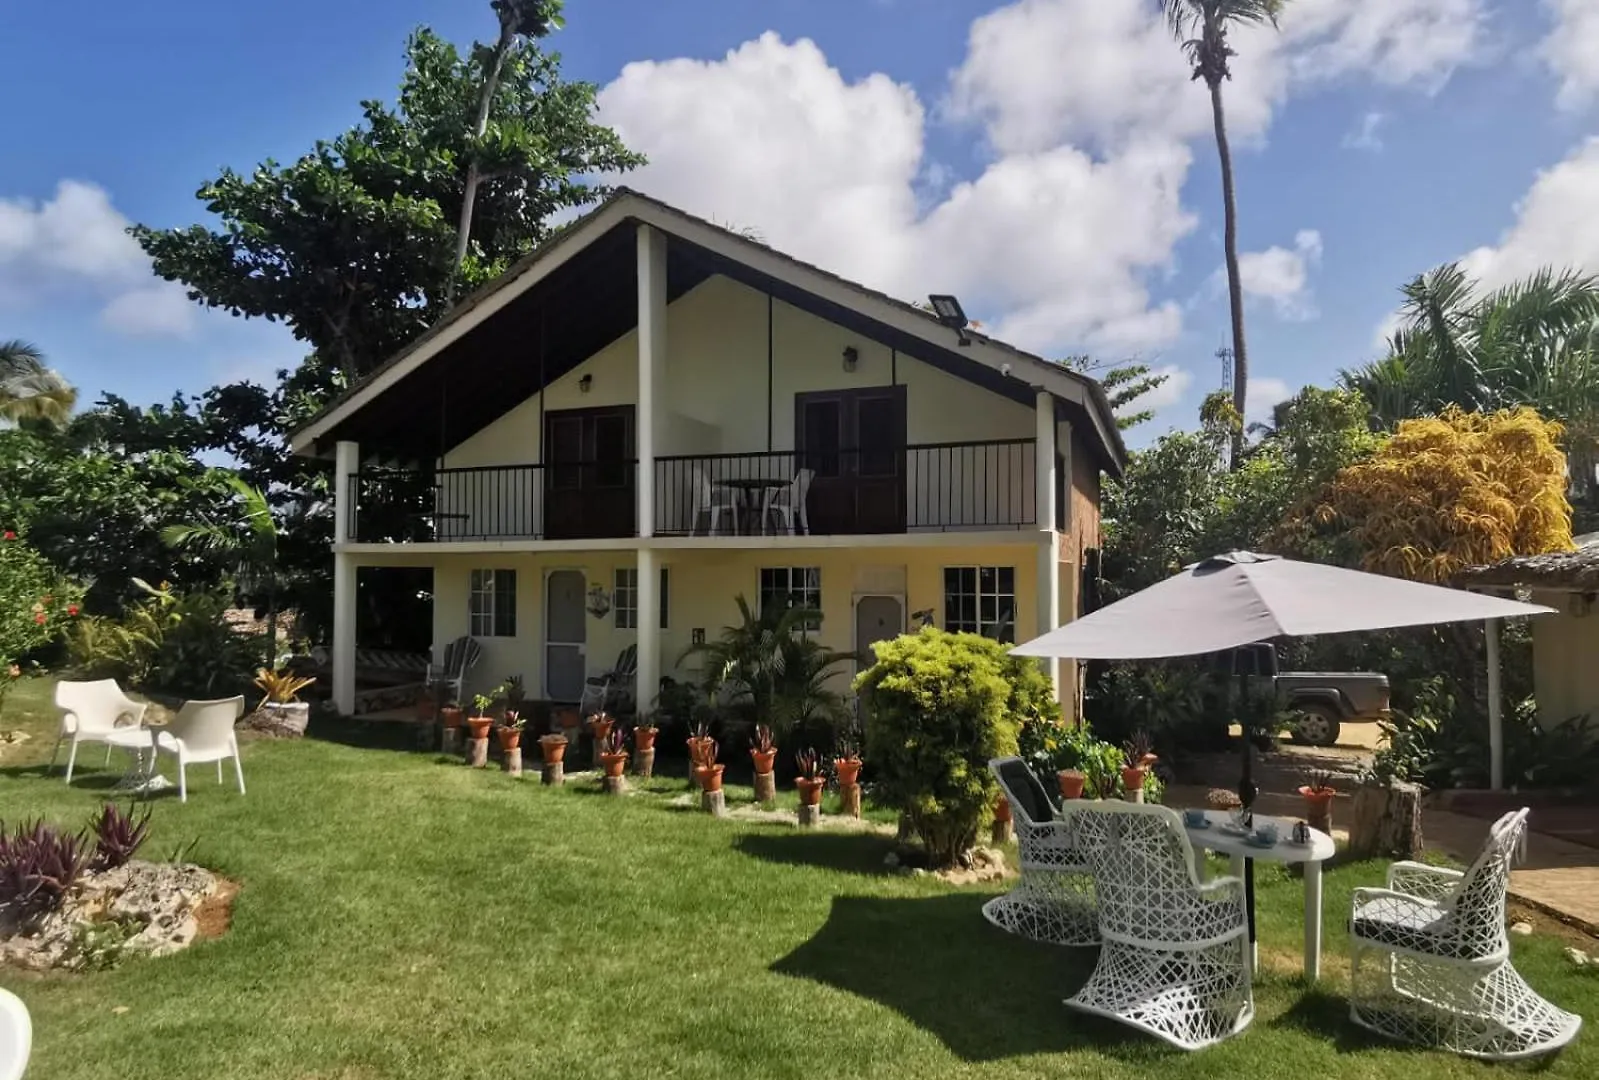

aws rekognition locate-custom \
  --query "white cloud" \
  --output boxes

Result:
[1247,376,1294,424]
[1542,0,1599,110]
[1233,229,1323,319]
[100,283,197,338]
[1342,110,1387,151]
[1458,138,1599,290]
[1135,364,1195,413]
[0,180,198,339]
[1283,0,1486,89]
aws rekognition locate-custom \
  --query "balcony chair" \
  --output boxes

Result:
[425,636,483,707]
[152,696,247,803]
[982,757,1097,946]
[1064,802,1254,1051]
[1348,808,1581,1059]
[0,986,29,1080]
[691,467,739,536]
[50,678,150,784]
[762,467,813,535]
[579,644,638,716]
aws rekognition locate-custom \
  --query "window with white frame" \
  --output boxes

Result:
[759,567,822,630]
[943,566,1015,642]
[469,569,517,638]
[613,567,669,630]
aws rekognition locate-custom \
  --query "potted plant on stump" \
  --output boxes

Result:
[834,728,863,819]
[695,737,725,816]
[466,690,497,768]
[251,666,315,737]
[538,730,568,786]
[795,748,825,827]
[498,712,526,777]
[440,699,465,754]
[1120,731,1156,803]
[588,711,616,770]
[1299,769,1337,836]
[599,728,629,796]
[750,724,778,806]
[633,716,658,779]
[687,722,716,791]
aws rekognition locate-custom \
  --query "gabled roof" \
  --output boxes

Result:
[290,188,1127,475]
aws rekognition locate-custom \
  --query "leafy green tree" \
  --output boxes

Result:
[134,23,643,379]
[1163,0,1287,467]
[0,340,76,428]
[1062,356,1172,430]
[0,529,81,716]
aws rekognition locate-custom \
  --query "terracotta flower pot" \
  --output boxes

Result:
[440,706,464,729]
[1120,766,1147,796]
[695,763,726,793]
[634,727,658,752]
[796,777,825,807]
[601,751,629,778]
[750,748,778,775]
[538,734,568,764]
[496,726,522,751]
[589,716,615,743]
[467,717,494,740]
[1299,786,1336,831]
[835,758,863,787]
[687,737,715,769]
[994,795,1012,824]
[1057,770,1086,800]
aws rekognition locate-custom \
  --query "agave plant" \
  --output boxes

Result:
[91,803,152,870]
[600,726,628,756]
[0,819,91,924]
[751,723,775,753]
[254,666,316,706]
[794,748,824,780]
[1122,730,1157,768]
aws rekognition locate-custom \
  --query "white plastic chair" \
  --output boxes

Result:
[691,467,738,536]
[1063,802,1254,1050]
[982,757,1097,946]
[763,468,813,535]
[0,986,30,1080]
[152,697,247,803]
[1349,808,1582,1059]
[51,679,149,784]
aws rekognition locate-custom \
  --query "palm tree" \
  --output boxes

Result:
[1163,0,1286,468]
[162,474,287,667]
[445,0,564,306]
[0,339,77,427]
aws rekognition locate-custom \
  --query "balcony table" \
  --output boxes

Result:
[713,477,792,535]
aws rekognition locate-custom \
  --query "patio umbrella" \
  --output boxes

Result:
[1011,550,1551,661]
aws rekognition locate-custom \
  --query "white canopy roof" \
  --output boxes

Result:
[1012,551,1553,660]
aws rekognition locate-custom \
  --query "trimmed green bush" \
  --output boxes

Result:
[855,628,1021,867]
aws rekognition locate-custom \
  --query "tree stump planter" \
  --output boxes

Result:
[752,771,777,805]
[1299,786,1336,836]
[503,747,523,777]
[702,789,727,816]
[1121,766,1147,803]
[698,764,726,815]
[840,783,862,819]
[588,716,615,769]
[797,804,821,828]
[835,758,863,788]
[990,795,1013,844]
[633,727,658,778]
[538,735,568,786]
[467,737,489,768]
[441,727,462,755]
[542,761,565,786]
[796,777,825,827]
[1350,780,1423,859]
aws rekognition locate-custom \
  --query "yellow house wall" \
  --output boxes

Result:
[1529,593,1599,732]
[414,542,1042,707]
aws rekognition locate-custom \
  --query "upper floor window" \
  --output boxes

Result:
[469,569,517,638]
[943,566,1014,643]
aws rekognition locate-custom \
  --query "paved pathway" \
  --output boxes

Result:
[1423,807,1599,935]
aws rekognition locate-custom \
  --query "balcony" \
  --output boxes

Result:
[346,439,1046,543]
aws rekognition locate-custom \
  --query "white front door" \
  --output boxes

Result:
[545,569,587,701]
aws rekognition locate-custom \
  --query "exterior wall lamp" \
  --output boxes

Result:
[842,346,859,372]
[928,294,972,346]
[578,374,593,393]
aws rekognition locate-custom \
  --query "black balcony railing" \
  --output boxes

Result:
[346,439,1040,543]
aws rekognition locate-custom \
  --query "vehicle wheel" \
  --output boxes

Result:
[1290,706,1341,747]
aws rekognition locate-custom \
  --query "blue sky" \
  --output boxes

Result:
[2,1,1596,442]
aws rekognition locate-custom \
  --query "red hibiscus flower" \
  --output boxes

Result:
[33,612,46,625]
[67,603,80,617]
[2,531,13,540]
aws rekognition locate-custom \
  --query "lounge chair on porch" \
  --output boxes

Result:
[982,757,1097,946]
[580,644,637,716]
[1348,808,1582,1059]
[425,636,483,707]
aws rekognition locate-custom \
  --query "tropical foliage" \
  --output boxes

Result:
[0,340,76,428]
[66,580,260,700]
[0,529,80,717]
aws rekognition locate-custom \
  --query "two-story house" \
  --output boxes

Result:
[290,190,1125,721]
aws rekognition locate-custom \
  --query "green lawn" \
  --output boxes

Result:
[0,675,1593,1079]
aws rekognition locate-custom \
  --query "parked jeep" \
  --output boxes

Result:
[1275,671,1390,747]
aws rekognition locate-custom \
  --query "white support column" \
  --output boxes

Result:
[1486,616,1503,791]
[332,440,360,716]
[636,547,660,719]
[637,224,667,539]
[1035,391,1061,698]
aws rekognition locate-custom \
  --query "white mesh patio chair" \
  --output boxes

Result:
[0,986,29,1080]
[1064,802,1254,1051]
[1349,808,1581,1059]
[50,678,149,784]
[982,757,1097,946]
[762,468,813,536]
[152,697,247,803]
[425,636,482,706]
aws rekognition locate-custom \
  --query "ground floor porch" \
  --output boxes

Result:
[330,533,1080,721]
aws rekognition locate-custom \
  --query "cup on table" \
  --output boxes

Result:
[1254,822,1279,845]
[1182,808,1207,828]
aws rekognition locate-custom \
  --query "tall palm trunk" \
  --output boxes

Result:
[1209,78,1249,470]
[445,22,517,307]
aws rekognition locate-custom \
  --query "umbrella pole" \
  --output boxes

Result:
[1236,665,1258,956]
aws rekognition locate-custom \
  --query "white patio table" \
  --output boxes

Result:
[1185,810,1335,982]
